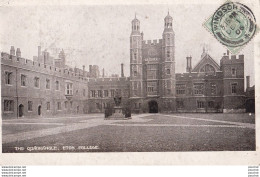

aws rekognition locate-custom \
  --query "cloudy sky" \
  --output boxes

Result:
[0,3,255,85]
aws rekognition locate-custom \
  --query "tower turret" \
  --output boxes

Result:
[161,11,175,98]
[163,11,173,33]
[131,13,141,35]
[130,14,143,98]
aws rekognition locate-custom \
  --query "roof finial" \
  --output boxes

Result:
[168,9,169,15]
[135,12,136,19]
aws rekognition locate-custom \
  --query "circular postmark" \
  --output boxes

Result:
[211,2,257,47]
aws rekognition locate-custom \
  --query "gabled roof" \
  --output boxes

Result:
[192,53,220,72]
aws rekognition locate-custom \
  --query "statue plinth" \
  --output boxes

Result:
[105,95,131,120]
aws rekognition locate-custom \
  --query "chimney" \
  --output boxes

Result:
[83,65,85,77]
[38,46,41,58]
[102,68,105,78]
[89,65,92,73]
[121,63,124,77]
[16,48,21,58]
[246,76,250,89]
[10,46,15,56]
[186,56,192,73]
[227,50,230,58]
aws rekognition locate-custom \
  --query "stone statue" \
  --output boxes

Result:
[114,95,122,106]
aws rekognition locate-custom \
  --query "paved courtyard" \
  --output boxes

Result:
[2,113,255,152]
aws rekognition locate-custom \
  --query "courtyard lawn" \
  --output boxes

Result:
[2,113,255,153]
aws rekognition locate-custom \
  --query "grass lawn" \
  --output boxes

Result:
[2,113,255,153]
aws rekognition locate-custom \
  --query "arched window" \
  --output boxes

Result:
[166,69,170,75]
[199,64,215,75]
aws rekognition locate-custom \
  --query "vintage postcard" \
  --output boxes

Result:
[0,0,259,165]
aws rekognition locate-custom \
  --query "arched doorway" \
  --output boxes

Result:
[148,100,158,113]
[18,104,24,117]
[38,105,41,116]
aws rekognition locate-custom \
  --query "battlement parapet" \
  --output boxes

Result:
[175,71,223,80]
[1,52,88,83]
[220,54,244,64]
[142,39,162,46]
[88,77,130,83]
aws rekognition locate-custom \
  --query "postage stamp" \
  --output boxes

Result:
[203,0,259,54]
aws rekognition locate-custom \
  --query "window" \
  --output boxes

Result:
[104,90,108,97]
[5,72,12,85]
[166,69,170,75]
[147,87,154,92]
[197,101,205,108]
[65,101,68,109]
[134,53,137,60]
[34,77,40,88]
[208,101,214,108]
[46,79,50,89]
[47,102,50,111]
[83,89,86,96]
[231,83,237,94]
[70,101,73,107]
[55,81,60,90]
[65,83,73,95]
[111,90,115,97]
[21,74,26,86]
[194,83,204,95]
[134,71,137,76]
[91,90,96,98]
[211,83,217,95]
[177,101,184,108]
[231,68,236,76]
[4,100,14,112]
[167,51,170,57]
[147,81,157,94]
[97,90,102,97]
[176,84,186,95]
[57,102,61,110]
[28,101,33,111]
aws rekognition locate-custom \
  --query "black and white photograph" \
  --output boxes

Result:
[0,0,258,155]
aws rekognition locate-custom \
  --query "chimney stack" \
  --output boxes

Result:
[227,50,230,59]
[38,46,41,58]
[83,65,85,77]
[246,76,250,89]
[16,48,21,58]
[186,56,192,73]
[10,46,15,56]
[121,63,124,77]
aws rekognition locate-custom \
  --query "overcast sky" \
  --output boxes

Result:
[0,4,255,85]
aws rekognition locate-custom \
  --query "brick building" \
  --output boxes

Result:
[1,13,250,119]
[128,13,247,113]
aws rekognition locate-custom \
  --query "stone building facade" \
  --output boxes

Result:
[1,13,250,119]
[1,47,90,119]
[128,13,247,113]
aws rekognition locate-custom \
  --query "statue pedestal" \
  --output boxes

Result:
[105,106,131,120]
